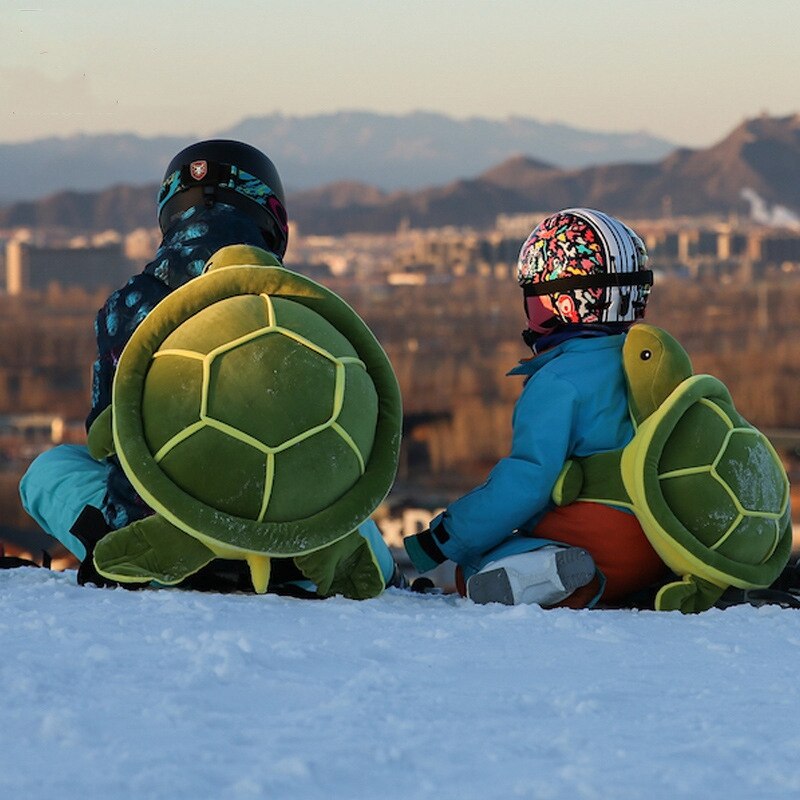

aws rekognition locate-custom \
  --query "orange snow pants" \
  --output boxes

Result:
[531,502,669,608]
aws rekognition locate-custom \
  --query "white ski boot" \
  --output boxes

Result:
[466,545,595,607]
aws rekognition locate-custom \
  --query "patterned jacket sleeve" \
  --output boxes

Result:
[86,273,170,430]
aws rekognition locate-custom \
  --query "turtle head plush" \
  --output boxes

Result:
[91,248,402,593]
[623,324,693,426]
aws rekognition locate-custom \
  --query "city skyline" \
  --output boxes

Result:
[3,0,799,147]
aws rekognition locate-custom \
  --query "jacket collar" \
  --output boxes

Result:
[508,332,626,377]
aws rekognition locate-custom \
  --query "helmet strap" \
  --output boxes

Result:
[521,270,654,297]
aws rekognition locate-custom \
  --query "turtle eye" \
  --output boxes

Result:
[640,350,652,361]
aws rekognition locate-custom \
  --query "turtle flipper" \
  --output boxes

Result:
[87,405,115,460]
[552,450,632,508]
[551,460,584,506]
[93,515,215,586]
[294,531,384,600]
[655,575,725,613]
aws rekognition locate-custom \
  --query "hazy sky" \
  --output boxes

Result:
[2,0,798,146]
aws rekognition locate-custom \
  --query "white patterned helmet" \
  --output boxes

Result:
[517,208,652,329]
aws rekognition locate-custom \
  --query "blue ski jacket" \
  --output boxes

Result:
[408,333,636,571]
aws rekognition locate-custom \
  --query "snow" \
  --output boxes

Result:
[2,568,799,800]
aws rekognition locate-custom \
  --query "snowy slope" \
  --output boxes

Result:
[1,567,798,800]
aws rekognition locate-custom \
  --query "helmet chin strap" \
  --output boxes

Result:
[521,328,542,349]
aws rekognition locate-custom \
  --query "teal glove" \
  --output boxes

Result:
[404,527,447,574]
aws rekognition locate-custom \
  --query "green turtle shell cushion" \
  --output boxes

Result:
[111,265,402,557]
[621,374,792,591]
[552,325,792,610]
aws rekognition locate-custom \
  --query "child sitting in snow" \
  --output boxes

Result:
[19,139,400,594]
[404,208,669,608]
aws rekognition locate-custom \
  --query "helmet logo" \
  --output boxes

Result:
[189,160,208,181]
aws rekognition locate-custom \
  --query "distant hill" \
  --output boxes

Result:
[288,114,800,233]
[1,114,799,235]
[219,111,674,192]
[0,183,157,232]
[0,111,674,203]
[0,134,186,206]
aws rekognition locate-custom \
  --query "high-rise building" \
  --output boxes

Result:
[5,237,131,295]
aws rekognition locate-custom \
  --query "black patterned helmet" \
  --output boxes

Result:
[157,140,289,258]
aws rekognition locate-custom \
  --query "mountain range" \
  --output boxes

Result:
[0,111,673,203]
[288,114,800,233]
[1,114,799,236]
